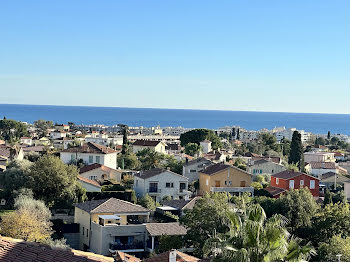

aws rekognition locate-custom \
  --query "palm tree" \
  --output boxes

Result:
[203,204,315,262]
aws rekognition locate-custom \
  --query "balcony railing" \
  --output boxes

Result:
[210,186,254,194]
[147,188,161,193]
[109,241,144,251]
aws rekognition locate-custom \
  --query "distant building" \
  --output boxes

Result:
[79,163,123,182]
[78,176,102,192]
[200,140,212,154]
[182,158,214,183]
[246,159,286,176]
[304,152,336,163]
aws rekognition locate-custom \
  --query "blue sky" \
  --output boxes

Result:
[0,1,349,113]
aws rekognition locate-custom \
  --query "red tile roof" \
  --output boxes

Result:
[0,236,114,261]
[145,223,187,237]
[61,142,117,154]
[310,162,336,169]
[264,186,286,197]
[143,250,199,262]
[78,176,101,187]
[79,163,118,174]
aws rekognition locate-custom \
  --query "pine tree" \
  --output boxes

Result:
[288,131,303,170]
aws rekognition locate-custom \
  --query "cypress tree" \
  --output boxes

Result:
[232,128,236,139]
[236,128,240,140]
[288,131,303,170]
[327,131,331,140]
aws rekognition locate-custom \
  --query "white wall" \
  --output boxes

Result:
[60,152,117,169]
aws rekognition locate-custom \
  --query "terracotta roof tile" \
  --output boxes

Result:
[78,176,101,187]
[0,236,114,262]
[75,198,149,214]
[145,223,187,237]
[133,140,161,147]
[61,142,117,154]
[264,186,286,196]
[143,250,199,262]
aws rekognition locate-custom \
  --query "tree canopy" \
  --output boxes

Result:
[180,129,222,150]
[0,119,28,142]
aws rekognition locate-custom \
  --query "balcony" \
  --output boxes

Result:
[210,186,254,196]
[147,188,161,194]
[109,241,144,252]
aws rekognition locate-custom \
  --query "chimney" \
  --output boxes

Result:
[169,250,177,262]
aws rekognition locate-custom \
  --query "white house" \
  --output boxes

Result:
[200,140,212,154]
[132,140,166,154]
[134,168,189,202]
[304,152,336,163]
[309,162,337,179]
[50,131,67,140]
[78,176,101,192]
[60,142,118,169]
[20,137,33,146]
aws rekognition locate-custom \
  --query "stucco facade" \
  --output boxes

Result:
[61,152,117,169]
[134,170,189,202]
[199,165,252,195]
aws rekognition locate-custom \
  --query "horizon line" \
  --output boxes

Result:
[0,102,349,116]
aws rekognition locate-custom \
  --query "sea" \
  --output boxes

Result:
[1,104,350,135]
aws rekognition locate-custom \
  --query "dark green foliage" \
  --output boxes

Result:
[0,119,28,142]
[288,131,304,170]
[180,193,231,257]
[137,148,164,170]
[180,129,222,149]
[138,194,158,211]
[315,137,326,146]
[327,131,331,140]
[157,235,184,253]
[184,143,201,156]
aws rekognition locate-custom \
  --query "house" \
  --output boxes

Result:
[304,152,336,163]
[0,145,24,161]
[160,197,199,217]
[78,176,102,192]
[320,172,350,189]
[265,170,320,198]
[134,168,189,202]
[55,124,70,131]
[165,143,182,154]
[74,198,150,255]
[182,158,214,183]
[79,163,123,182]
[198,163,253,196]
[202,151,227,163]
[20,137,33,146]
[246,159,286,176]
[34,137,50,146]
[333,152,346,161]
[132,140,166,154]
[252,156,281,164]
[308,162,337,179]
[0,236,114,262]
[200,140,212,154]
[60,142,118,169]
[143,250,200,262]
[50,130,67,140]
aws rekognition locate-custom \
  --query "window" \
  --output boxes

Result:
[260,170,262,174]
[96,156,101,164]
[310,180,315,189]
[136,180,138,186]
[300,180,304,186]
[289,180,294,189]
[83,227,85,236]
[166,182,174,188]
[206,179,209,186]
[240,181,246,187]
[190,169,196,173]
[89,156,93,163]
[276,178,279,185]
[225,181,232,186]
[272,170,274,173]
[71,154,75,161]
[89,175,97,180]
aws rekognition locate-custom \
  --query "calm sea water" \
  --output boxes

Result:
[1,104,350,135]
